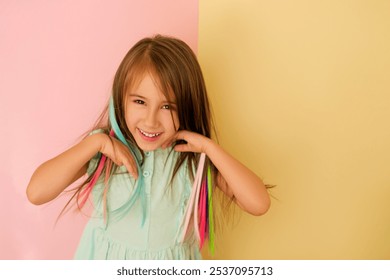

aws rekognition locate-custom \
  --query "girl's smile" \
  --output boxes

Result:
[125,73,179,151]
[137,128,163,142]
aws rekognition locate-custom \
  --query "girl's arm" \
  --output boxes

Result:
[26,133,138,205]
[163,131,270,216]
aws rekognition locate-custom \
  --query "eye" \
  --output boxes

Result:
[162,104,171,110]
[134,99,145,105]
[162,103,177,110]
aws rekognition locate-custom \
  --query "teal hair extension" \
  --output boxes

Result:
[108,96,146,226]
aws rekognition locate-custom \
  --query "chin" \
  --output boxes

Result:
[136,143,162,152]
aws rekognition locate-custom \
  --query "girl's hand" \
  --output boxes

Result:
[162,130,213,154]
[98,134,139,179]
[163,130,270,216]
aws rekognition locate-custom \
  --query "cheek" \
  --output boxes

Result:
[164,112,179,131]
[124,110,137,130]
[125,103,141,127]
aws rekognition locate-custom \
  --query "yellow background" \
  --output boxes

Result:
[199,0,390,259]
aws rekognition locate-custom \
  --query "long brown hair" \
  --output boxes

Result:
[61,35,217,217]
[112,34,213,181]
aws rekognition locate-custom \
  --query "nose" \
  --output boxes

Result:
[144,107,159,128]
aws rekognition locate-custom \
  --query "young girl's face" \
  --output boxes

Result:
[125,73,180,151]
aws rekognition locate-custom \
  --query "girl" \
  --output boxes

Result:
[26,35,270,260]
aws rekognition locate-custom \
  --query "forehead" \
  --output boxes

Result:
[127,70,176,101]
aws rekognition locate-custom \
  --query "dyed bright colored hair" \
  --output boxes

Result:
[63,35,217,252]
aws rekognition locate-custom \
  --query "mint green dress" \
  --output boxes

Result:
[74,147,201,260]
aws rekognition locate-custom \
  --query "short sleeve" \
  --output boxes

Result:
[86,129,106,176]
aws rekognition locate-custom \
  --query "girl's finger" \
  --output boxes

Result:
[123,150,138,177]
[162,130,188,149]
[173,130,187,141]
[129,158,138,179]
[161,134,178,148]
[173,143,190,153]
[123,158,138,179]
[161,141,170,149]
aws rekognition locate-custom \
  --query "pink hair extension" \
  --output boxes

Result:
[102,159,113,223]
[198,177,207,248]
[178,153,214,254]
[176,153,206,243]
[79,130,115,214]
[207,165,215,254]
[176,153,216,253]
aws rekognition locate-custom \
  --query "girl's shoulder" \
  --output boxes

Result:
[89,128,109,136]
[85,128,109,175]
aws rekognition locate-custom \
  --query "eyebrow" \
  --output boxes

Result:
[128,93,147,99]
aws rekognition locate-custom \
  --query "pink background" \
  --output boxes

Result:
[0,0,198,259]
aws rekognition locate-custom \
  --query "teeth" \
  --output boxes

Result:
[139,129,160,138]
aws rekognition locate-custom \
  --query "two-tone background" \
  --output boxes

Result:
[1,0,390,259]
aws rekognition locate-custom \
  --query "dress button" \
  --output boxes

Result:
[145,151,151,157]
[143,171,151,177]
